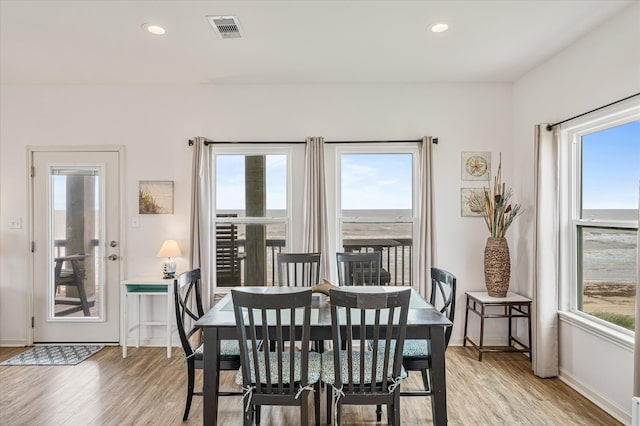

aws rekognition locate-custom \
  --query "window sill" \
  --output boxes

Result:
[558,311,634,352]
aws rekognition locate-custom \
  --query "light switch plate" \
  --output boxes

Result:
[9,217,22,229]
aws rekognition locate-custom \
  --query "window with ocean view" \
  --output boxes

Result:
[573,118,639,333]
[215,152,289,286]
[339,151,416,286]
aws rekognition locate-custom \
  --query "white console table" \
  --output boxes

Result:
[121,276,175,358]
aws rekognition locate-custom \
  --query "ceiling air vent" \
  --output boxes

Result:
[207,15,243,39]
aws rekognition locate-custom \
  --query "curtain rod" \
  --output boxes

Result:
[545,92,640,131]
[188,138,437,146]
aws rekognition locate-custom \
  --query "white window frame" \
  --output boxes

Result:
[212,143,296,240]
[334,143,420,283]
[558,100,639,344]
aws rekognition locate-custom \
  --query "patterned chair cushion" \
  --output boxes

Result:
[321,350,407,385]
[194,339,241,359]
[235,351,321,385]
[375,339,431,357]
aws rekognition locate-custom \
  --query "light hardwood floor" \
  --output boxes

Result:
[0,346,620,425]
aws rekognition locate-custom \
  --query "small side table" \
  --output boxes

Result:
[121,277,175,358]
[463,291,532,361]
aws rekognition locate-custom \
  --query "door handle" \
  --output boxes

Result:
[108,254,118,261]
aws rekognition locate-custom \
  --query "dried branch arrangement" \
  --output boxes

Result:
[469,155,523,237]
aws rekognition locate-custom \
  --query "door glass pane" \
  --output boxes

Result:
[51,167,101,318]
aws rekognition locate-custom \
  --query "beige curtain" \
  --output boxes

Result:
[416,136,437,299]
[532,124,560,378]
[189,137,215,310]
[302,136,332,280]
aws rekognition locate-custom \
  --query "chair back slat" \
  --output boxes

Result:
[336,252,382,286]
[232,289,313,398]
[430,267,457,347]
[174,269,204,357]
[277,253,321,287]
[329,288,410,394]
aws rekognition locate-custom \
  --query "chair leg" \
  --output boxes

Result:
[421,368,432,393]
[183,360,195,421]
[255,405,261,425]
[300,390,309,426]
[314,382,321,426]
[393,391,401,426]
[326,385,332,425]
[376,404,382,422]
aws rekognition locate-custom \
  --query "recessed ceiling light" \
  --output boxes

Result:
[430,23,449,33]
[142,23,166,35]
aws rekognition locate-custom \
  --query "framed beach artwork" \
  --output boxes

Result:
[461,151,491,181]
[139,180,174,214]
[460,188,485,217]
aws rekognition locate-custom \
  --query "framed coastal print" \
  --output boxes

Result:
[460,188,485,217]
[461,151,491,180]
[139,180,174,214]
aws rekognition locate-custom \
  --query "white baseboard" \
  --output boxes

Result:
[0,340,29,347]
[559,368,631,425]
[633,397,640,426]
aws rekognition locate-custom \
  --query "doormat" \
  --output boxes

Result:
[0,345,104,366]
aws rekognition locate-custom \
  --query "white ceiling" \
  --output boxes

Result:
[0,0,635,85]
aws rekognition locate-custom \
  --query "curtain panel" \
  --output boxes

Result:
[532,124,560,378]
[189,137,215,310]
[416,136,437,299]
[302,136,332,280]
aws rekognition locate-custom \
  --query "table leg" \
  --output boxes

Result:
[166,289,172,358]
[430,326,448,426]
[478,304,485,361]
[122,292,128,358]
[203,327,220,425]
[462,295,470,347]
[136,294,141,348]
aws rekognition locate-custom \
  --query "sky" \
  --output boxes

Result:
[582,120,640,210]
[215,153,413,211]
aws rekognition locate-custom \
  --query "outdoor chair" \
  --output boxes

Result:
[322,288,411,425]
[231,288,321,426]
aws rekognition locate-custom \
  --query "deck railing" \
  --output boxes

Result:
[234,238,413,286]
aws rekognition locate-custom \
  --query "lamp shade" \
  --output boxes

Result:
[157,240,182,258]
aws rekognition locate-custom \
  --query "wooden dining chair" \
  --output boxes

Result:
[231,288,321,426]
[399,267,456,398]
[174,268,242,421]
[276,252,324,352]
[277,253,321,287]
[321,288,411,425]
[336,251,383,286]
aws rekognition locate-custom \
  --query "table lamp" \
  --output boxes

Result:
[157,239,182,279]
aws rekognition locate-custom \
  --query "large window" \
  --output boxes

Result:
[215,149,290,286]
[563,105,639,334]
[338,147,417,285]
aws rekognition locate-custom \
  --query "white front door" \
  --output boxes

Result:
[31,149,121,342]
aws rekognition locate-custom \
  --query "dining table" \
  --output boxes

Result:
[195,285,452,425]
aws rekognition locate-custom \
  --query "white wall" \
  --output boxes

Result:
[0,83,513,346]
[512,3,640,424]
